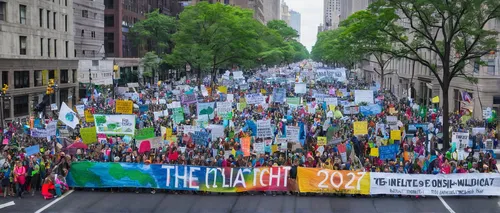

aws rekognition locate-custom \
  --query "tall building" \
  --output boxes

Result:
[280,1,290,25]
[289,10,301,40]
[262,0,280,23]
[233,0,265,24]
[0,0,79,122]
[323,0,341,30]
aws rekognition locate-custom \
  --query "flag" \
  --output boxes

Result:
[58,102,79,129]
[462,91,472,103]
[419,105,427,118]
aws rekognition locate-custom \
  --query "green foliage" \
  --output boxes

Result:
[267,20,299,41]
[129,9,176,55]
[311,27,363,68]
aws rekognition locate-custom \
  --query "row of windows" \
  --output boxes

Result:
[0,3,69,32]
[19,36,70,58]
[12,70,70,89]
[9,89,73,117]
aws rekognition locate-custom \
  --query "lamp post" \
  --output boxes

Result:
[1,84,9,133]
[113,63,119,99]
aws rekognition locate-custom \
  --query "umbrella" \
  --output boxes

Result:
[66,142,88,149]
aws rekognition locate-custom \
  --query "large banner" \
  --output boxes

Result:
[370,173,500,196]
[94,114,136,135]
[68,162,290,192]
[298,168,371,194]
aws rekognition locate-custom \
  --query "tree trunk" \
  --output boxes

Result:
[442,83,450,151]
[197,66,202,90]
[409,60,415,99]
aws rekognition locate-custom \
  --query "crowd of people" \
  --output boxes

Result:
[0,63,499,199]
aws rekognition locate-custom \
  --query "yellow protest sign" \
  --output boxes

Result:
[390,130,401,141]
[84,110,94,122]
[317,136,327,146]
[271,144,278,153]
[260,89,266,94]
[218,86,228,94]
[166,128,172,140]
[80,127,97,144]
[329,105,336,112]
[353,121,368,135]
[115,100,133,114]
[370,148,379,157]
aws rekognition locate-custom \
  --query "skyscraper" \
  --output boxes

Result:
[290,10,301,40]
[323,0,341,30]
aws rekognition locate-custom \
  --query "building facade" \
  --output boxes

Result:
[262,0,280,24]
[280,1,290,25]
[289,10,301,40]
[323,0,341,30]
[0,0,79,122]
[74,0,105,58]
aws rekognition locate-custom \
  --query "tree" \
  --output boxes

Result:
[369,0,500,150]
[267,20,299,41]
[167,2,261,87]
[339,10,396,89]
[311,28,364,69]
[129,9,177,55]
[142,52,160,85]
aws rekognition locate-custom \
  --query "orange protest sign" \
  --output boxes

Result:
[297,168,371,194]
[241,137,251,157]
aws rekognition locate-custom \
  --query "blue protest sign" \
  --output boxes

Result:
[192,131,209,145]
[379,144,398,160]
[25,145,40,156]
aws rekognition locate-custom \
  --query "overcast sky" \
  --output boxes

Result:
[285,0,323,52]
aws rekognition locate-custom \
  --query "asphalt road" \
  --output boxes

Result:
[1,190,499,213]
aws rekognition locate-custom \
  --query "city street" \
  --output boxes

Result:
[1,190,499,213]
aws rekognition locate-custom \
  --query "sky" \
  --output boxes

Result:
[284,0,323,52]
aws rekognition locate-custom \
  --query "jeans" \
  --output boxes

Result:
[16,183,24,197]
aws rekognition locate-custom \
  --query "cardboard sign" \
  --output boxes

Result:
[115,100,133,114]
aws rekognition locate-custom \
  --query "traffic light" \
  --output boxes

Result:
[2,84,8,94]
[46,86,54,94]
[48,79,55,86]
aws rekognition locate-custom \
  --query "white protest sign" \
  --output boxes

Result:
[167,101,181,109]
[323,97,338,106]
[472,128,485,136]
[294,83,307,94]
[209,125,225,141]
[216,102,232,118]
[452,132,469,150]
[485,139,494,150]
[257,120,273,138]
[286,126,300,142]
[183,125,200,134]
[254,142,265,154]
[354,90,374,104]
[227,94,234,102]
[245,93,265,105]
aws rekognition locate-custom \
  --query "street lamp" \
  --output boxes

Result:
[113,63,119,99]
[1,84,9,132]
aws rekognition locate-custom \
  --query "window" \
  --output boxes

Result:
[49,70,55,80]
[65,41,68,58]
[488,59,495,75]
[48,38,51,57]
[0,2,5,21]
[81,29,84,37]
[60,70,68,83]
[19,36,26,55]
[104,32,114,55]
[92,60,99,66]
[47,11,50,29]
[64,15,67,31]
[14,96,29,117]
[39,9,43,27]
[19,5,26,24]
[40,38,43,56]
[53,12,56,29]
[104,15,114,27]
[65,0,67,6]
[54,39,57,57]
[105,0,114,9]
[91,31,96,38]
[2,71,8,86]
[83,50,85,55]
[34,70,43,86]
[14,71,29,88]
[82,10,88,18]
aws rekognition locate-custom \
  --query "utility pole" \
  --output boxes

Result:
[1,84,9,133]
[113,62,119,99]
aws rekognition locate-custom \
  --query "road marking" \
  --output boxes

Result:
[35,189,74,213]
[0,201,15,209]
[438,196,456,213]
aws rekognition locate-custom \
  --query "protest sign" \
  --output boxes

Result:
[197,102,215,121]
[256,120,273,138]
[286,97,300,106]
[245,93,265,105]
[173,107,185,124]
[85,110,94,122]
[472,128,486,135]
[286,126,300,142]
[370,173,500,196]
[294,83,307,94]
[75,105,85,116]
[209,125,225,141]
[485,139,494,149]
[94,114,136,135]
[183,125,200,134]
[241,137,251,156]
[317,136,327,146]
[137,137,164,150]
[167,101,181,109]
[227,94,234,102]
[216,102,233,120]
[452,132,469,150]
[68,162,290,192]
[379,144,398,160]
[181,94,197,104]
[30,121,57,138]
[354,90,374,104]
[370,148,379,157]
[59,102,79,129]
[192,131,210,145]
[80,127,98,144]
[323,97,338,106]
[272,88,286,103]
[139,105,149,113]
[254,142,265,154]
[297,168,370,194]
[314,68,347,82]
[218,86,228,94]
[390,130,401,141]
[25,145,40,156]
[353,121,368,135]
[135,127,155,140]
[343,106,359,114]
[115,100,133,114]
[237,102,247,111]
[387,116,397,126]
